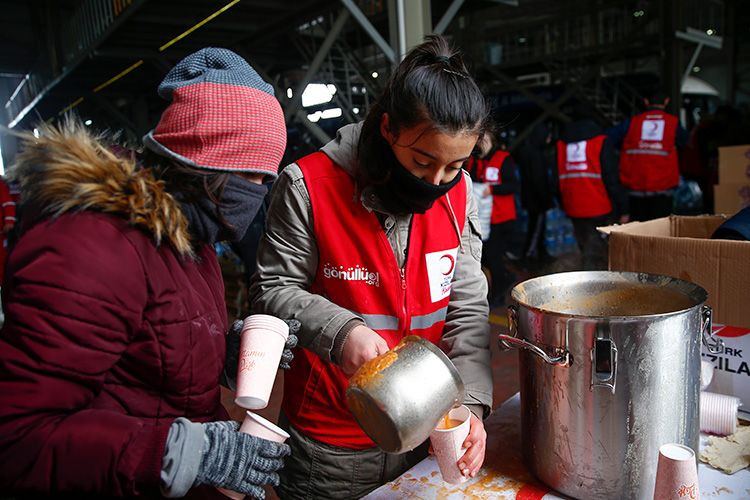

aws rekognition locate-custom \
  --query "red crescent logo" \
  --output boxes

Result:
[440,254,455,275]
[650,122,658,132]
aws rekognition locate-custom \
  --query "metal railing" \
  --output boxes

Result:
[3,0,136,127]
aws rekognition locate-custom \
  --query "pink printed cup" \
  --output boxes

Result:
[700,391,741,436]
[429,405,471,484]
[653,443,700,500]
[218,412,290,499]
[234,314,288,410]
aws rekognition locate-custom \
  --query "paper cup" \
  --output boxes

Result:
[234,315,288,409]
[218,412,290,499]
[429,405,471,484]
[700,391,740,436]
[239,411,290,443]
[653,443,699,500]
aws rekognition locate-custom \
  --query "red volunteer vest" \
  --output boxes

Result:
[556,135,612,218]
[475,150,517,224]
[619,109,679,191]
[285,152,467,449]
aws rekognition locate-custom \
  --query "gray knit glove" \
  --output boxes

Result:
[280,319,300,370]
[224,319,299,387]
[194,421,291,499]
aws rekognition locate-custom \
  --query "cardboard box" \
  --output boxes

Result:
[601,216,750,415]
[718,144,750,184]
[714,182,750,215]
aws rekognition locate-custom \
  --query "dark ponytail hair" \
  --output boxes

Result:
[356,35,490,187]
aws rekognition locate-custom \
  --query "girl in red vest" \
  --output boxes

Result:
[250,35,494,498]
[464,134,520,306]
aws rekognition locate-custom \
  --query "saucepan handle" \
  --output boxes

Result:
[498,305,572,367]
[700,305,724,354]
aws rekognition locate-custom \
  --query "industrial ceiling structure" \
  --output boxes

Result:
[0,0,743,167]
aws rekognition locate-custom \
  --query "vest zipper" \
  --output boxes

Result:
[399,219,412,336]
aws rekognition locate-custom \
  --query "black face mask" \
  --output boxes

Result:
[374,153,461,215]
[180,174,268,245]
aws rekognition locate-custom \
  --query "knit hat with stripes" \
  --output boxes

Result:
[143,47,286,179]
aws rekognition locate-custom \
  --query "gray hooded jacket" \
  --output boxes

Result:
[249,122,493,417]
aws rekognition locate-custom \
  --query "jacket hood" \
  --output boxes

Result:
[9,121,193,256]
[320,122,362,177]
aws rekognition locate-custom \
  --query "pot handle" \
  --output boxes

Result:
[700,305,724,354]
[591,338,617,394]
[498,305,572,367]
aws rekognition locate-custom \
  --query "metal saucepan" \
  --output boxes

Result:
[346,336,465,454]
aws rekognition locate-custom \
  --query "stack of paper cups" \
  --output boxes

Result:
[429,405,471,484]
[219,411,291,500]
[234,314,289,409]
[653,443,699,500]
[700,391,741,436]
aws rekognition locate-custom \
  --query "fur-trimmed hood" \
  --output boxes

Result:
[9,121,193,256]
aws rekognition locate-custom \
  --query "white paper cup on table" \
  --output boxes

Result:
[653,443,699,500]
[234,314,288,410]
[218,411,290,499]
[700,391,741,436]
[429,405,471,484]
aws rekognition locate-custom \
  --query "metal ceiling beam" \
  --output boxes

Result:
[434,0,465,35]
[676,28,723,86]
[250,59,332,145]
[6,0,149,128]
[339,0,396,64]
[90,93,141,138]
[335,44,379,96]
[484,66,570,122]
[284,8,349,121]
[131,15,259,32]
[509,76,589,152]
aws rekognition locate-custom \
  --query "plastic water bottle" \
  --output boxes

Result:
[545,208,561,256]
[563,226,578,253]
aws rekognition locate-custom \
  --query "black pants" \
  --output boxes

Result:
[482,220,516,301]
[629,194,673,222]
[571,214,610,271]
[523,211,547,259]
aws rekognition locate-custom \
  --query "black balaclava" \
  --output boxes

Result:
[180,174,268,245]
[373,143,461,215]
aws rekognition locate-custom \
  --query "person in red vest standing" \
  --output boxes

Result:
[465,133,519,306]
[250,36,493,498]
[556,108,629,269]
[608,91,688,221]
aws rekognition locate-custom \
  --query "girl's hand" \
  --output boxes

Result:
[457,413,487,478]
[340,325,389,376]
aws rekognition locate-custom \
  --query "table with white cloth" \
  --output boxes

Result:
[364,394,750,499]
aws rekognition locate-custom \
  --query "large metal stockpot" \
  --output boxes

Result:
[498,271,723,500]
